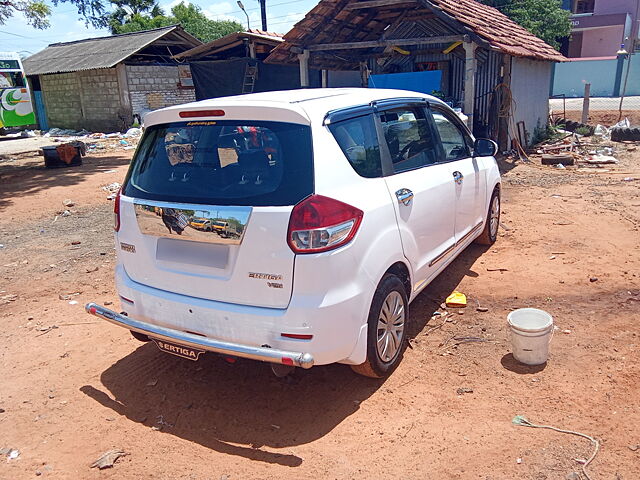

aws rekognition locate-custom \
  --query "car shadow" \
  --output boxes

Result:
[406,243,490,339]
[80,243,491,466]
[0,153,130,212]
[81,348,386,466]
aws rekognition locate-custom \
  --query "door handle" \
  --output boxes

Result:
[453,171,463,184]
[395,188,414,206]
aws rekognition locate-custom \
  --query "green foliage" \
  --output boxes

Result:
[0,0,52,28]
[480,0,571,50]
[109,1,243,42]
[1,0,108,28]
[574,126,591,136]
[532,121,564,144]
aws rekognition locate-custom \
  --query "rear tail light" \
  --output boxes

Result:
[114,189,121,232]
[287,195,363,253]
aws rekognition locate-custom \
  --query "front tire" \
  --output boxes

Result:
[351,274,408,378]
[475,188,500,245]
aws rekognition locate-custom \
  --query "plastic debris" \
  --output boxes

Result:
[90,449,127,469]
[446,291,467,308]
[124,127,142,137]
[0,448,20,460]
[585,154,618,165]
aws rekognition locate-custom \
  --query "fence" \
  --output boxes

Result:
[550,53,640,126]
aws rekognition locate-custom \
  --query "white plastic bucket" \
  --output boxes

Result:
[507,308,554,365]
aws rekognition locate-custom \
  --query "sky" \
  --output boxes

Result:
[0,0,319,56]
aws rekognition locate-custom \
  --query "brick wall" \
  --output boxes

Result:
[40,68,125,132]
[125,65,196,117]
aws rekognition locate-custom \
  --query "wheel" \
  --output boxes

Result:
[475,188,500,245]
[351,274,408,378]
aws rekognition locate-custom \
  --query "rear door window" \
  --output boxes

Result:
[379,106,439,173]
[328,114,382,178]
[123,120,313,206]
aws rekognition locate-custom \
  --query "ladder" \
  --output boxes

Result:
[242,61,258,94]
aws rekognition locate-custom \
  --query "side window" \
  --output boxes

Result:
[328,114,382,178]
[431,109,472,161]
[379,106,438,173]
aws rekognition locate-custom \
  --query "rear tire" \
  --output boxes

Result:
[475,188,500,245]
[351,274,408,378]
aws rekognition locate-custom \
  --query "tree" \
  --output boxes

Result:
[480,0,571,50]
[109,2,243,42]
[0,0,109,29]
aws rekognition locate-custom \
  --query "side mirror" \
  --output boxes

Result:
[474,138,498,157]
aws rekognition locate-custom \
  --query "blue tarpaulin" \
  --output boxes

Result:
[369,70,442,95]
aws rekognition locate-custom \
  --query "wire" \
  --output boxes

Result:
[0,29,54,43]
[207,0,308,20]
[513,415,599,480]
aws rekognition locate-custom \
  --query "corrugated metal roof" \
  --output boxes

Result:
[23,26,202,76]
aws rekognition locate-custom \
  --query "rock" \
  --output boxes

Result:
[104,301,113,306]
[590,277,598,283]
[62,199,74,207]
[86,266,99,273]
[90,449,127,469]
[71,241,81,246]
[62,210,71,217]
[0,408,5,413]
[629,444,639,452]
[476,307,489,312]
[456,387,473,395]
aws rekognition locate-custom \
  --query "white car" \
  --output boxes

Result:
[87,88,501,378]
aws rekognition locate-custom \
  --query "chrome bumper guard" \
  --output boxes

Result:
[85,303,314,369]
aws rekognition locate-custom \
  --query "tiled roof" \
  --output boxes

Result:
[429,0,566,62]
[247,29,284,38]
[266,0,566,67]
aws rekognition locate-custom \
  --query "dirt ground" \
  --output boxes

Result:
[555,109,640,128]
[1,141,639,480]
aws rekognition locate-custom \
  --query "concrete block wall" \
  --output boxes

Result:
[126,65,196,117]
[40,72,83,129]
[40,68,124,132]
[77,68,123,132]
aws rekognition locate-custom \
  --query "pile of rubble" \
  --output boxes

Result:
[535,118,638,171]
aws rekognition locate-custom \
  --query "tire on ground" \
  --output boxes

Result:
[351,274,409,378]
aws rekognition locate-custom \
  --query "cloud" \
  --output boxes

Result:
[162,0,191,11]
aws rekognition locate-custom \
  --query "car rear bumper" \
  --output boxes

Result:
[85,302,315,368]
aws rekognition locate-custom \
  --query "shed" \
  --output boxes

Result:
[173,29,320,101]
[266,0,567,147]
[23,26,202,132]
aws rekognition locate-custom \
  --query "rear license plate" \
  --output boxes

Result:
[153,339,204,361]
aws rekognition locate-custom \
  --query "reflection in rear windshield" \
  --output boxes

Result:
[124,120,314,207]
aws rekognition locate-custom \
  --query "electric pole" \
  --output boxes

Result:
[259,0,267,30]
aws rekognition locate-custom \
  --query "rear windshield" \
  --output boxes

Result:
[123,120,313,206]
